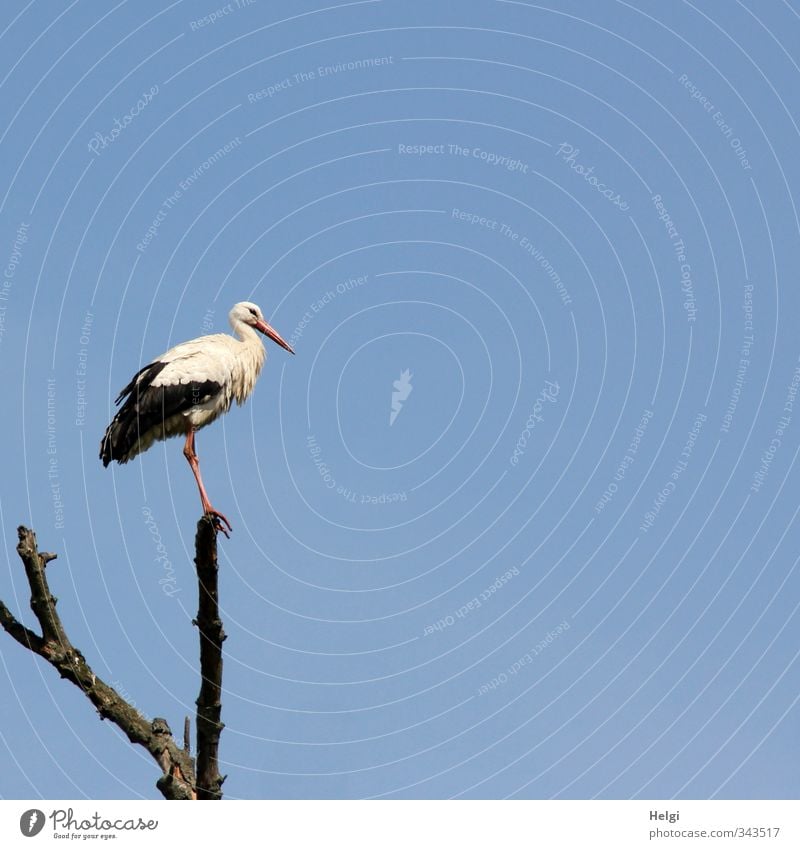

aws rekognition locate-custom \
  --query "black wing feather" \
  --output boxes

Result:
[99,360,220,466]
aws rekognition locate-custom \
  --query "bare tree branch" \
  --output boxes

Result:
[0,525,199,800]
[194,516,226,800]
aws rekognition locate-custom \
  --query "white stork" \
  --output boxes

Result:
[100,301,294,535]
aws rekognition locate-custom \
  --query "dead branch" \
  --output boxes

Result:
[194,516,226,799]
[0,524,222,800]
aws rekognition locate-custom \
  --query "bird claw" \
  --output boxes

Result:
[205,508,232,538]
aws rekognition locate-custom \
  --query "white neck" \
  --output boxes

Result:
[228,319,267,404]
[231,318,261,344]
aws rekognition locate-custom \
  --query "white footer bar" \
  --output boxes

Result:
[2,800,796,848]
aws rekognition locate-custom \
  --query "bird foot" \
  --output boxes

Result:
[204,508,232,538]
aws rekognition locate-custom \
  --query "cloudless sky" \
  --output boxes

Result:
[1,0,799,800]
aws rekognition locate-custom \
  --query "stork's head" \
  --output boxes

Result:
[230,301,294,354]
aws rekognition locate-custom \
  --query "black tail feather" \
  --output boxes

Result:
[100,360,169,466]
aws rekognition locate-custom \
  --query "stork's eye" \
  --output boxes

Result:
[249,308,257,317]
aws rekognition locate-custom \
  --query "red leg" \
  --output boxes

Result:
[183,428,232,537]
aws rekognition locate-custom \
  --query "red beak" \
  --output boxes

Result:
[254,318,294,354]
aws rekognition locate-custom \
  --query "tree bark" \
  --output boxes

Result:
[0,521,228,800]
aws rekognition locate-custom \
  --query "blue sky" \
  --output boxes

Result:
[1,0,799,800]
